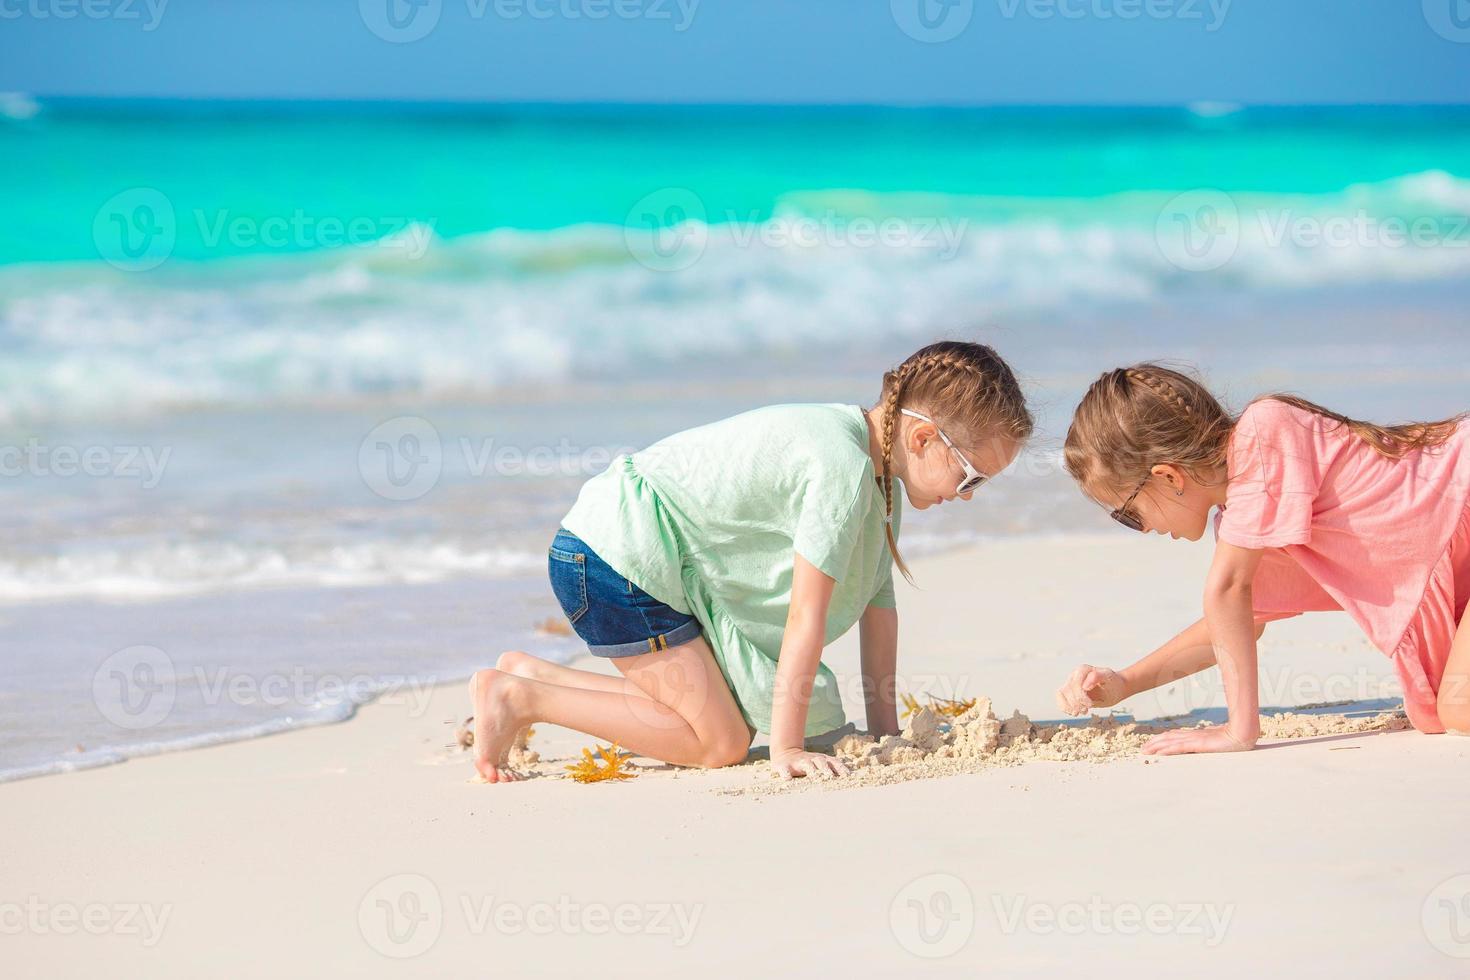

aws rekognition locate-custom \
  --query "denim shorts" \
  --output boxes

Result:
[547,526,702,658]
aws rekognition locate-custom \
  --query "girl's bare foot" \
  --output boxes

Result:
[468,668,526,783]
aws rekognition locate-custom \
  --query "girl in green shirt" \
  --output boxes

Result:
[469,340,1033,782]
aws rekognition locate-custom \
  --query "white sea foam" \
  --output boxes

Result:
[1,172,1467,424]
[0,540,546,604]
[0,709,357,784]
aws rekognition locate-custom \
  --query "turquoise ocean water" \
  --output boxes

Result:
[5,100,1470,418]
[2,98,1468,779]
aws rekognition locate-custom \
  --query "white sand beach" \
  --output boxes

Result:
[6,532,1468,977]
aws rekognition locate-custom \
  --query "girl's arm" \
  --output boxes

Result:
[1142,542,1266,755]
[858,604,900,738]
[769,552,849,778]
[1057,615,1272,715]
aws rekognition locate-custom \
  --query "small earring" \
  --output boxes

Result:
[1175,489,1184,497]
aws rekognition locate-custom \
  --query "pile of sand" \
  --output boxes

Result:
[812,699,1156,791]
[727,699,1412,794]
[1256,709,1411,739]
[457,700,1412,793]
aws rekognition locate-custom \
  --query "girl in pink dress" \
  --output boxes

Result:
[1055,364,1470,753]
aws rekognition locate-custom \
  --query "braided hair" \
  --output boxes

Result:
[876,341,1033,584]
[1063,364,1232,503]
[1124,367,1198,419]
[1064,362,1466,507]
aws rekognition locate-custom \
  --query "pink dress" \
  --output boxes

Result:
[1214,399,1470,732]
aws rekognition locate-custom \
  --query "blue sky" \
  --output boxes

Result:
[1,0,1466,104]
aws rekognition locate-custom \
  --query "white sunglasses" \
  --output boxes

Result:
[899,408,990,495]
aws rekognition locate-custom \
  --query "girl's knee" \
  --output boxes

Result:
[698,731,752,769]
[1435,688,1470,734]
[1438,705,1470,735]
[496,649,535,675]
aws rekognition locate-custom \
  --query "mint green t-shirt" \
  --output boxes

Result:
[559,402,902,736]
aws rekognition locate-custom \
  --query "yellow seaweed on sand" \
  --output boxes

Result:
[900,693,978,721]
[565,742,637,783]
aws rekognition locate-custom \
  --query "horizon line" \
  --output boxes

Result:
[8,94,1470,111]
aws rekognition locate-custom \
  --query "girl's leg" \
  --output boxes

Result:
[1435,603,1470,733]
[470,634,751,783]
[494,649,651,699]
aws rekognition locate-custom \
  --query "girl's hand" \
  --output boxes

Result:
[1141,725,1257,756]
[770,748,849,780]
[1055,664,1128,715]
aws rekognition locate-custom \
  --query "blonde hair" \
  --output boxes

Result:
[1065,362,1467,503]
[876,341,1033,583]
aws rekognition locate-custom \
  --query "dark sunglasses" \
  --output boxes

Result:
[1109,473,1152,532]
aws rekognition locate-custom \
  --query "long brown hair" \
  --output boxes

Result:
[1259,393,1466,458]
[1064,363,1467,502]
[876,341,1033,583]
